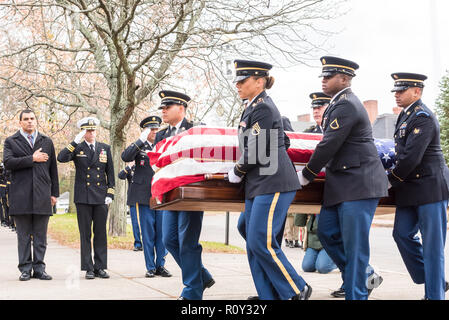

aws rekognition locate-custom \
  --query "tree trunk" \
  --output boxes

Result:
[108,136,127,237]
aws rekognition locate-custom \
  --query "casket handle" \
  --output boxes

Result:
[204,174,228,181]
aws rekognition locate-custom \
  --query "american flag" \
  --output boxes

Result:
[148,127,395,201]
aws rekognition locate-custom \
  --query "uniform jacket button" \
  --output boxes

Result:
[343,166,347,170]
[87,182,90,186]
[97,183,100,186]
[416,174,420,178]
[87,167,90,170]
[87,175,90,178]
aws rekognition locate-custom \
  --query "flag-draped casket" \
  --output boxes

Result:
[148,127,396,214]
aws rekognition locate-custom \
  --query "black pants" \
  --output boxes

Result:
[14,214,50,273]
[75,204,108,271]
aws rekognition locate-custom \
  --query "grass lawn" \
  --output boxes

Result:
[47,213,245,254]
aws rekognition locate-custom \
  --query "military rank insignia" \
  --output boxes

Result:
[252,122,261,136]
[99,149,107,163]
[414,128,421,135]
[330,119,340,130]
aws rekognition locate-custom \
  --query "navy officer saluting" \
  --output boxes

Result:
[228,59,312,300]
[57,117,115,280]
[298,56,388,300]
[389,73,449,300]
[154,90,214,300]
[121,115,171,279]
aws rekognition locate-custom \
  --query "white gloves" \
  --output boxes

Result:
[139,128,151,143]
[388,181,392,189]
[297,171,310,186]
[105,197,113,205]
[227,168,242,184]
[74,130,86,144]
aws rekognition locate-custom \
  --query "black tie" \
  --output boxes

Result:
[89,144,95,159]
[169,126,177,137]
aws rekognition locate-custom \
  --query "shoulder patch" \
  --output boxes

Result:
[330,119,340,130]
[416,111,430,117]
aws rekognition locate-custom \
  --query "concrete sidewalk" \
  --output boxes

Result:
[0,213,446,300]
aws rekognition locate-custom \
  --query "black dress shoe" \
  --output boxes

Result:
[292,284,312,300]
[367,272,383,297]
[32,271,52,280]
[178,296,189,300]
[203,278,215,291]
[155,266,172,277]
[145,270,156,278]
[331,287,345,298]
[247,296,260,300]
[85,271,95,279]
[94,269,110,279]
[19,271,31,281]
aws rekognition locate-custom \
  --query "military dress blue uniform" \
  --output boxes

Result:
[121,116,170,277]
[388,73,449,300]
[301,57,389,300]
[155,91,214,300]
[230,60,310,300]
[57,117,115,275]
[118,165,142,250]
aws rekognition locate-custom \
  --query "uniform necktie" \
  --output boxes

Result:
[169,126,177,137]
[89,144,95,159]
[27,134,34,148]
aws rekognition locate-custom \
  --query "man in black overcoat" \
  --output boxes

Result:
[3,109,59,281]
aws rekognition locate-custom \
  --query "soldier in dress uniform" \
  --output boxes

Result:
[57,117,115,280]
[227,59,311,300]
[154,90,214,300]
[118,164,142,251]
[388,73,449,300]
[303,92,330,134]
[297,56,388,300]
[121,115,171,278]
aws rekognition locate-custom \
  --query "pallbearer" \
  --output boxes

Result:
[57,117,115,280]
[228,59,312,300]
[389,73,449,300]
[298,57,388,300]
[155,90,214,300]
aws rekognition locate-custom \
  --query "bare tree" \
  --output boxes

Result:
[0,0,344,236]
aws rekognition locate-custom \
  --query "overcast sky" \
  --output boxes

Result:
[270,0,449,121]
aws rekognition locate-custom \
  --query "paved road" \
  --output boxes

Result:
[0,212,447,300]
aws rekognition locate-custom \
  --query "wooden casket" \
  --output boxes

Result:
[150,176,396,215]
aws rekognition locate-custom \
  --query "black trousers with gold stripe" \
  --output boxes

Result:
[75,204,108,271]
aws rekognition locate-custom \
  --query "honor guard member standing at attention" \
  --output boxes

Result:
[389,73,449,300]
[297,57,388,300]
[57,117,115,280]
[154,90,214,300]
[3,109,59,281]
[118,163,142,251]
[228,59,312,300]
[304,92,331,133]
[121,115,171,279]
